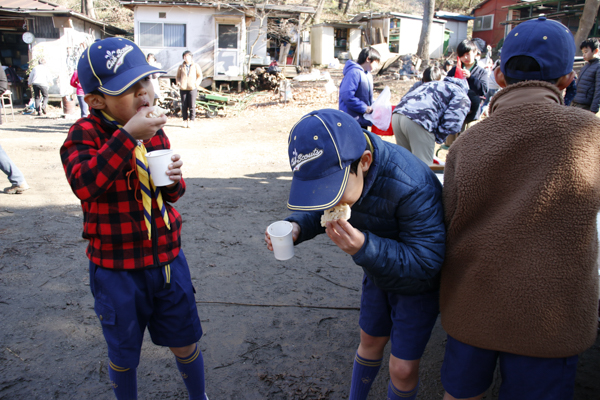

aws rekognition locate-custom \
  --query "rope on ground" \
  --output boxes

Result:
[195,300,359,311]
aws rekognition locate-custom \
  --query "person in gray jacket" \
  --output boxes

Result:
[265,109,445,400]
[572,38,600,114]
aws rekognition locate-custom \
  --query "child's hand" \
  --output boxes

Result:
[165,154,183,188]
[462,68,471,79]
[325,219,365,256]
[123,107,167,140]
[264,222,300,251]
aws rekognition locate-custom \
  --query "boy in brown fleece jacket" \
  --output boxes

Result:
[440,16,600,400]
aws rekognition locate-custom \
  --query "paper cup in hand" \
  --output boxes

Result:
[146,149,174,187]
[267,221,294,261]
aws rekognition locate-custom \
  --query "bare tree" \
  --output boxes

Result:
[313,0,326,24]
[344,0,355,15]
[81,0,97,19]
[417,0,435,63]
[246,6,271,76]
[573,0,600,55]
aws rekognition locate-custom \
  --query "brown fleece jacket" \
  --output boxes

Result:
[441,81,600,358]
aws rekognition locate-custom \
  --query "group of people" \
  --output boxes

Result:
[273,16,600,400]
[339,34,600,169]
[18,14,593,400]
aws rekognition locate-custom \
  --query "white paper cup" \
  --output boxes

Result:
[267,221,294,261]
[146,149,174,187]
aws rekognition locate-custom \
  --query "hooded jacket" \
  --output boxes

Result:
[573,58,600,113]
[441,81,600,358]
[339,61,373,127]
[394,76,470,143]
[287,131,445,295]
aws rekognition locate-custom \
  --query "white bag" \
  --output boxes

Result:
[363,86,392,130]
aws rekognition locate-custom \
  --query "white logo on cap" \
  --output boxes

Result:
[291,148,324,171]
[105,45,134,73]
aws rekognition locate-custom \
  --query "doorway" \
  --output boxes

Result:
[216,23,239,75]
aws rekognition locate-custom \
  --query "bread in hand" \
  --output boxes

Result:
[320,203,351,227]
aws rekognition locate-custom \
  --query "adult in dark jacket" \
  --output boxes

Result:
[339,47,381,128]
[572,38,600,113]
[265,109,445,400]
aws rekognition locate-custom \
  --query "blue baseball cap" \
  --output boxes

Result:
[287,109,367,211]
[500,15,575,81]
[78,37,165,96]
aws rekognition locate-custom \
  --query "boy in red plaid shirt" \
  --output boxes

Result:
[60,38,206,400]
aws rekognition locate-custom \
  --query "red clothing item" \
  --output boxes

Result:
[70,71,84,96]
[60,113,185,270]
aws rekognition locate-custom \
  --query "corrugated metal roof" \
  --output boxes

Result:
[0,0,129,35]
[0,0,69,12]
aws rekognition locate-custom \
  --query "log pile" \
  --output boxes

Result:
[245,67,287,92]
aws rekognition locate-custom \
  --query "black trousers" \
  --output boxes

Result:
[33,85,49,113]
[180,89,197,121]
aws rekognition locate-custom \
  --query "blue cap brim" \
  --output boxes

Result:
[287,166,350,211]
[98,64,165,96]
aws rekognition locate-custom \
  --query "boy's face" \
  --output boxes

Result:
[90,77,155,125]
[364,59,380,73]
[582,46,599,62]
[460,49,477,68]
[337,151,372,207]
[184,54,193,64]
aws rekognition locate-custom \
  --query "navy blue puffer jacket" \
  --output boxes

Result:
[573,58,600,113]
[287,131,445,295]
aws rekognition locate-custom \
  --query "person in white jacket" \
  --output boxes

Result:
[28,58,52,116]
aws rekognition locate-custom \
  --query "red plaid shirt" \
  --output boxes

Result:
[60,113,185,270]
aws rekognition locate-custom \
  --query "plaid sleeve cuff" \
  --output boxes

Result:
[161,177,186,202]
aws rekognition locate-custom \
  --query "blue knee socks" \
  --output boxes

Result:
[387,379,419,400]
[175,344,206,400]
[108,361,137,400]
[349,352,383,400]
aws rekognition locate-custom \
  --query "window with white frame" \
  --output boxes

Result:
[473,15,494,31]
[139,22,186,47]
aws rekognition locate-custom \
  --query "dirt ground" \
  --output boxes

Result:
[1,77,599,400]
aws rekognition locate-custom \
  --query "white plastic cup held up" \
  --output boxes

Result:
[146,149,174,187]
[267,221,294,261]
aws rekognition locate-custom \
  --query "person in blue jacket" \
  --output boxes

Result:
[264,109,445,400]
[339,47,381,128]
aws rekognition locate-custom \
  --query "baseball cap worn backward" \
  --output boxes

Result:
[78,37,165,96]
[500,15,575,81]
[287,109,366,211]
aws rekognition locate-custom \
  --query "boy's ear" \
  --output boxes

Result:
[361,150,373,172]
[555,70,575,91]
[84,93,106,110]
[494,67,508,88]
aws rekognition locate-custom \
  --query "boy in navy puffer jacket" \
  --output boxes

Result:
[265,109,445,400]
[572,38,600,114]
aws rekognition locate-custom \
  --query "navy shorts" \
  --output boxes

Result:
[89,250,203,368]
[441,335,578,400]
[359,274,439,361]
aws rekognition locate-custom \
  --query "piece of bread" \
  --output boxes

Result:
[148,106,167,118]
[320,203,351,227]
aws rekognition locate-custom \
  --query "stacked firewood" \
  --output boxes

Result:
[245,67,287,92]
[157,82,181,117]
